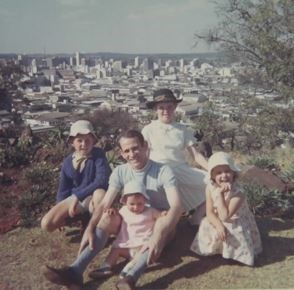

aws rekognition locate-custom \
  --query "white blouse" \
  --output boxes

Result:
[142,120,197,165]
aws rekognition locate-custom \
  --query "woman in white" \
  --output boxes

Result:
[142,88,208,224]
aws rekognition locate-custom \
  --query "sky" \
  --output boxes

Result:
[0,0,220,54]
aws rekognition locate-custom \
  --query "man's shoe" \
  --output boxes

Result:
[88,266,113,280]
[116,275,136,290]
[42,265,83,286]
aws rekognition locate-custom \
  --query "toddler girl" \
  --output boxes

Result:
[190,152,262,266]
[89,180,164,286]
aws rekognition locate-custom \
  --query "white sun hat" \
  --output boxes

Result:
[68,120,98,143]
[122,180,150,201]
[207,151,241,181]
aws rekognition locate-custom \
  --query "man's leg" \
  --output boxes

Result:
[88,188,106,213]
[70,211,122,275]
[43,211,121,286]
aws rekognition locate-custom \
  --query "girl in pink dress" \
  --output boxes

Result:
[89,180,164,281]
[190,152,262,266]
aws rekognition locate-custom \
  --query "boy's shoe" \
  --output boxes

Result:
[42,265,83,287]
[88,266,113,280]
[116,275,136,290]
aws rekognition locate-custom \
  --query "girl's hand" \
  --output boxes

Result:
[221,182,231,192]
[216,224,227,241]
[215,183,231,195]
[68,196,79,217]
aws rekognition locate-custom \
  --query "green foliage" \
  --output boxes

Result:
[280,164,294,184]
[89,108,139,137]
[18,163,59,227]
[242,183,294,217]
[0,144,32,168]
[195,0,294,100]
[193,102,226,148]
[248,154,276,169]
[106,150,124,170]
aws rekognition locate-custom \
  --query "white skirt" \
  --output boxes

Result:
[170,163,206,212]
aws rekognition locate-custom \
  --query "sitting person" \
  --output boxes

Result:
[89,180,165,287]
[42,129,183,289]
[41,120,111,232]
[142,88,208,225]
[190,152,262,266]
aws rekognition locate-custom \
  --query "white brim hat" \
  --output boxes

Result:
[121,180,150,202]
[68,120,98,143]
[206,151,241,183]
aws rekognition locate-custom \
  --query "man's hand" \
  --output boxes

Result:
[78,224,95,255]
[68,196,79,218]
[140,234,165,265]
[104,208,118,216]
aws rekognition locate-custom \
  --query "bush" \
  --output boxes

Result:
[248,155,277,170]
[0,144,32,168]
[242,183,294,217]
[280,164,294,183]
[18,163,59,227]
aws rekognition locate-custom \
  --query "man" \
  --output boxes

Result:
[42,129,183,289]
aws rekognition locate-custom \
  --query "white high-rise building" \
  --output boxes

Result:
[31,59,37,74]
[134,56,139,68]
[76,52,80,66]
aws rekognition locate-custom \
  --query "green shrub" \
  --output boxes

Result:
[18,163,59,227]
[242,183,294,217]
[0,145,31,168]
[280,164,294,184]
[248,155,276,170]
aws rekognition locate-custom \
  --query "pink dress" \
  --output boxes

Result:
[190,184,262,266]
[113,206,159,249]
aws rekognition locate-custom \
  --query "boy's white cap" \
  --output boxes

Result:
[68,120,97,142]
[122,180,150,200]
[207,151,241,180]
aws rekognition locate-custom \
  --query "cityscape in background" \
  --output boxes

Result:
[0,51,291,147]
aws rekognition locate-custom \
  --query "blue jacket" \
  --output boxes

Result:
[56,147,111,202]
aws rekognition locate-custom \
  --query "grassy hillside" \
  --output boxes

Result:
[0,217,293,289]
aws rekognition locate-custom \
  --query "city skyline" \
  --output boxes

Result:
[0,0,219,55]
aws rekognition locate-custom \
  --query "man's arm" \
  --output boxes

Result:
[147,186,183,263]
[78,186,118,254]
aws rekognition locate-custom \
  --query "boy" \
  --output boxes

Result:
[41,120,111,232]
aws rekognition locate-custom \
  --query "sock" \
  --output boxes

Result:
[71,228,108,275]
[126,250,149,282]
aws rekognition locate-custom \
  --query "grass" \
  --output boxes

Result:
[0,217,293,290]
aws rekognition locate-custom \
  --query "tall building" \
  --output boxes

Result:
[75,51,80,66]
[31,59,37,74]
[134,56,139,68]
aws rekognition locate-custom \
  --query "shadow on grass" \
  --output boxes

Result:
[142,217,294,289]
[71,217,294,289]
[256,217,294,267]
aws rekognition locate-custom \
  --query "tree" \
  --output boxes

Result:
[193,102,226,149]
[194,0,294,100]
[88,109,139,151]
